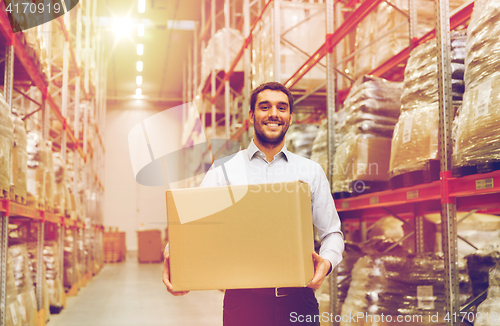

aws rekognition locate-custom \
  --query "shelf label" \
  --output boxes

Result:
[476,79,492,117]
[342,202,349,209]
[407,190,419,199]
[370,197,379,205]
[476,178,494,190]
[417,285,436,310]
[403,113,414,144]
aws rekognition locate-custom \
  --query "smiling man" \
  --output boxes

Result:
[163,82,344,326]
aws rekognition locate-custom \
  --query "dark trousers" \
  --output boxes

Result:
[223,288,320,326]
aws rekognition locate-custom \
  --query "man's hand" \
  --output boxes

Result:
[307,251,331,290]
[162,249,190,296]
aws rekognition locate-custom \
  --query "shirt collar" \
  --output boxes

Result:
[247,139,290,162]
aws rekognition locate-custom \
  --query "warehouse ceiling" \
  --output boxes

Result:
[97,0,202,105]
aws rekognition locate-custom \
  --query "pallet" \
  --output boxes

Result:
[453,161,500,178]
[388,160,440,189]
[49,305,64,314]
[0,188,9,199]
[333,192,351,200]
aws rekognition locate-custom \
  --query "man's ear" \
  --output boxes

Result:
[248,109,254,125]
[289,112,293,125]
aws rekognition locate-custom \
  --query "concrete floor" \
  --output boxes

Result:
[48,252,224,326]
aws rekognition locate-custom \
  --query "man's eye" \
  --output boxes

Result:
[261,106,269,110]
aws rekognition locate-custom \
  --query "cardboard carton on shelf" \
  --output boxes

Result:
[166,181,315,292]
[137,229,163,263]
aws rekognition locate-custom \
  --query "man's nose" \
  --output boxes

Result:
[269,106,279,117]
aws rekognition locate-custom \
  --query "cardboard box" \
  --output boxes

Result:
[137,230,163,263]
[353,137,391,181]
[166,181,315,291]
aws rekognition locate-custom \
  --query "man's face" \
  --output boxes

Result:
[249,89,293,147]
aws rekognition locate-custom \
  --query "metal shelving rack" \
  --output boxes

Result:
[183,1,494,326]
[0,0,105,324]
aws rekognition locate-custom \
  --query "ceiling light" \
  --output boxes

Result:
[137,61,143,72]
[136,76,143,86]
[113,17,132,39]
[138,24,144,37]
[137,44,143,55]
[136,88,142,96]
[138,0,146,13]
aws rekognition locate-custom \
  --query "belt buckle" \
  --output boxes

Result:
[275,287,287,297]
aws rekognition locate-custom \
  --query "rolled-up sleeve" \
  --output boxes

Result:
[311,164,344,269]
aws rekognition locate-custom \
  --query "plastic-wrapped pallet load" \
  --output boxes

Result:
[53,152,66,214]
[340,253,472,326]
[45,141,55,210]
[285,124,319,159]
[453,0,500,171]
[26,131,47,208]
[475,263,500,326]
[26,242,50,321]
[354,0,467,78]
[465,248,500,298]
[43,241,65,311]
[11,110,28,203]
[332,76,402,195]
[0,93,14,196]
[64,228,82,289]
[6,253,23,326]
[9,244,39,326]
[390,33,466,180]
[200,27,244,89]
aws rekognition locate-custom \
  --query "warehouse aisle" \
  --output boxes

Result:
[48,252,224,326]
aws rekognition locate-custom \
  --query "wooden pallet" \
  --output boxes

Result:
[351,180,388,197]
[0,187,9,199]
[453,161,500,178]
[388,160,440,189]
[333,191,351,200]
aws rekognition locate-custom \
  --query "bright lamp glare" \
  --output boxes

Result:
[136,88,142,96]
[113,17,132,38]
[136,76,143,86]
[137,61,143,72]
[137,44,144,55]
[138,0,146,13]
[138,24,144,37]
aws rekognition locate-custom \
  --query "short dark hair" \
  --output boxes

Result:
[250,82,294,113]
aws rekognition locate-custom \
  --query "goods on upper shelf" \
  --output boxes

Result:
[389,32,466,184]
[285,124,319,159]
[453,0,500,172]
[340,253,472,326]
[8,244,38,326]
[0,93,14,195]
[252,1,325,90]
[53,152,66,214]
[201,27,244,89]
[332,75,402,196]
[11,110,28,203]
[6,253,23,326]
[26,131,47,208]
[354,0,468,79]
[475,262,500,326]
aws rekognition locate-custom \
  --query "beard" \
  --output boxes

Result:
[253,118,290,147]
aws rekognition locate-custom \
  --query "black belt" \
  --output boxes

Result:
[250,287,300,297]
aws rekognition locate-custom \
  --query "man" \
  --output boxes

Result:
[163,82,344,325]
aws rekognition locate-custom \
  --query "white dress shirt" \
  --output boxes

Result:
[200,139,344,269]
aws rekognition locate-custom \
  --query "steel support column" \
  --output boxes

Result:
[225,0,231,139]
[0,212,8,326]
[435,0,459,323]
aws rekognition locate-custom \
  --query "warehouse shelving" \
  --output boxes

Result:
[0,0,105,324]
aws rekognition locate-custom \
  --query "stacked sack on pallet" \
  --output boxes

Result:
[354,0,469,79]
[26,242,50,320]
[9,244,39,326]
[11,110,28,203]
[26,131,47,207]
[332,75,402,196]
[6,253,23,326]
[285,124,319,159]
[453,0,500,172]
[0,93,14,196]
[389,32,466,181]
[340,253,472,326]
